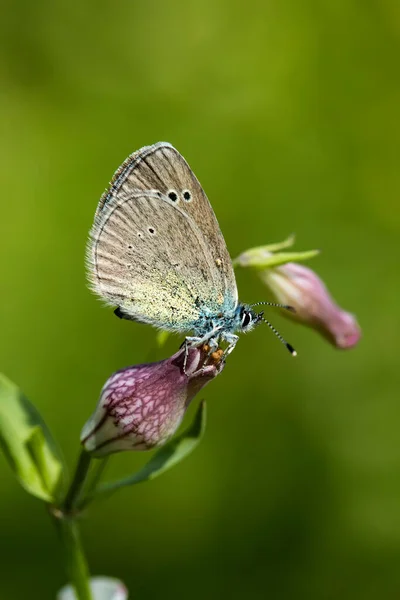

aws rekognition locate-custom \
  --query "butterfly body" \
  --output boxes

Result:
[87,142,261,356]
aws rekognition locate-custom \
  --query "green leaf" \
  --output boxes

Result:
[232,234,296,267]
[256,233,296,253]
[86,401,206,504]
[234,248,320,270]
[0,373,65,502]
[253,249,320,269]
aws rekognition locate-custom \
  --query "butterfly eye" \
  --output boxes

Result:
[241,311,252,328]
[182,190,192,202]
[167,190,178,202]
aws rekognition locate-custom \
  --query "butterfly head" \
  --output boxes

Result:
[239,305,261,333]
[239,301,297,356]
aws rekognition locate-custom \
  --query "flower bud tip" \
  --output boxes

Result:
[285,305,296,313]
[260,262,361,350]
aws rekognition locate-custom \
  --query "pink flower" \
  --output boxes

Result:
[262,262,361,349]
[81,346,224,456]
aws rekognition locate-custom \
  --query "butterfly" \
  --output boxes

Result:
[87,142,295,359]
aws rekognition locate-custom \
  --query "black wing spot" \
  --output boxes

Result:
[148,227,155,234]
[182,189,192,202]
[168,190,178,202]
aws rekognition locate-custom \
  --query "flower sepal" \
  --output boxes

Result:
[233,235,319,270]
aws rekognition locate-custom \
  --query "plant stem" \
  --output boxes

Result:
[52,449,95,599]
[77,457,109,509]
[64,449,92,514]
[54,516,93,600]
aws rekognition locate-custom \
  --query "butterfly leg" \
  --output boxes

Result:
[222,333,239,357]
[185,326,222,352]
[183,328,222,374]
[183,336,204,374]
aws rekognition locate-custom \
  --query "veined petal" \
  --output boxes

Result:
[81,346,224,456]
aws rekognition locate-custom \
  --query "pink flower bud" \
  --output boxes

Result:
[261,262,361,349]
[81,346,224,456]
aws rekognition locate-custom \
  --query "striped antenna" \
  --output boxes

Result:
[260,316,297,356]
[251,301,296,313]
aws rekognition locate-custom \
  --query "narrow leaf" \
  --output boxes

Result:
[234,248,320,270]
[256,233,296,253]
[232,234,297,267]
[254,249,320,269]
[0,373,65,502]
[26,426,63,494]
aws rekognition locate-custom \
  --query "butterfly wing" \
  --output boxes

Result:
[96,142,238,307]
[87,191,233,332]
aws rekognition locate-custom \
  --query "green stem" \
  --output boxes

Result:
[63,449,92,514]
[84,457,109,501]
[51,449,95,599]
[53,515,93,600]
[68,456,109,512]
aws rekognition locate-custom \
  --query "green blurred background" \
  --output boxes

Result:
[1,0,399,598]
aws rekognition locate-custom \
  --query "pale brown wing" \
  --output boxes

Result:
[95,142,238,307]
[87,191,229,332]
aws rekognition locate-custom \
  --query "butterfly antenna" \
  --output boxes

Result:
[251,300,296,313]
[260,316,297,356]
